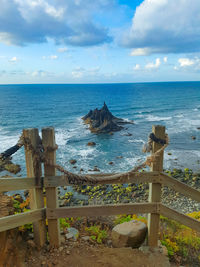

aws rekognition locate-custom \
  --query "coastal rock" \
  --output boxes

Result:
[82,102,133,134]
[111,220,147,248]
[87,142,96,146]
[0,157,21,174]
[69,159,77,165]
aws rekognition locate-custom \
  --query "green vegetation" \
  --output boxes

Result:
[160,211,200,266]
[85,225,108,244]
[114,214,147,225]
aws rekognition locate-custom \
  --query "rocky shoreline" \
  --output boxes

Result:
[57,168,200,215]
[1,168,199,215]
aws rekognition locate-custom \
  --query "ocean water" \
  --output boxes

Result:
[0,82,200,177]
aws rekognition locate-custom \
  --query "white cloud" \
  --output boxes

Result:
[163,57,167,63]
[71,66,100,79]
[9,56,18,62]
[0,0,112,46]
[145,58,161,70]
[57,47,68,53]
[31,70,53,77]
[130,48,150,56]
[178,58,195,67]
[133,64,140,70]
[42,55,58,60]
[174,57,200,70]
[123,0,200,54]
[49,55,58,60]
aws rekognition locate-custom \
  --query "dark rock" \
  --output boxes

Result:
[197,127,200,130]
[69,159,77,165]
[87,142,96,146]
[82,102,134,134]
[93,167,100,172]
[123,132,133,136]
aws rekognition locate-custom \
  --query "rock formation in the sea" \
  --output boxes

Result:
[82,102,133,134]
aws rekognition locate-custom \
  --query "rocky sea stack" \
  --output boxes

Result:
[82,102,133,134]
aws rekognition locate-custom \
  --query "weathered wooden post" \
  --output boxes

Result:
[148,125,165,247]
[42,127,60,247]
[23,128,46,247]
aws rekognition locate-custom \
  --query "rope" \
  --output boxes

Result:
[2,130,168,185]
[43,133,169,185]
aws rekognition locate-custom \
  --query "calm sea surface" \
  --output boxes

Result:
[1,82,200,177]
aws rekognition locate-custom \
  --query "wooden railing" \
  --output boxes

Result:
[0,126,200,249]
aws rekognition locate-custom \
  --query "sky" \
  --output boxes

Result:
[0,0,200,84]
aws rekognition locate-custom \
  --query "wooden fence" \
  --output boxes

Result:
[0,126,200,248]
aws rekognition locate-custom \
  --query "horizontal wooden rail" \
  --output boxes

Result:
[0,177,41,192]
[160,173,200,203]
[44,171,160,187]
[0,208,45,232]
[46,202,159,219]
[160,204,200,233]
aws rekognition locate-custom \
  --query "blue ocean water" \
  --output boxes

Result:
[0,82,200,177]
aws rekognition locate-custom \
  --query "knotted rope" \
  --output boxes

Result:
[0,130,169,185]
[42,132,169,185]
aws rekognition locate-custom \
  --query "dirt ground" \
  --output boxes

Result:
[25,240,171,267]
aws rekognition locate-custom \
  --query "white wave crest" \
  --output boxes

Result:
[146,115,172,122]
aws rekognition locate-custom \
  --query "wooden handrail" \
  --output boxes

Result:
[160,173,200,202]
[46,203,159,219]
[0,208,45,232]
[44,171,160,187]
[159,204,200,233]
[0,177,41,192]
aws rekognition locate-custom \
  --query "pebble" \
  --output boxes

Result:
[81,236,90,241]
[59,246,64,252]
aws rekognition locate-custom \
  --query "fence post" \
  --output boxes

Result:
[148,125,165,247]
[42,127,60,247]
[23,128,46,247]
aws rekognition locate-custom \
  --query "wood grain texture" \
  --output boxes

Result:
[42,127,60,247]
[0,208,45,232]
[23,128,46,247]
[148,125,165,247]
[0,177,39,192]
[47,203,159,219]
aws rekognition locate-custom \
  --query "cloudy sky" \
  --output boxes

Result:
[0,0,200,84]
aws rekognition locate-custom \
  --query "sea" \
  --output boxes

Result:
[1,82,200,178]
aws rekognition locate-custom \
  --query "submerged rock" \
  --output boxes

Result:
[82,102,133,134]
[0,157,21,174]
[69,159,77,165]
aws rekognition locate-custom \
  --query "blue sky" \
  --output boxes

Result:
[0,0,200,84]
